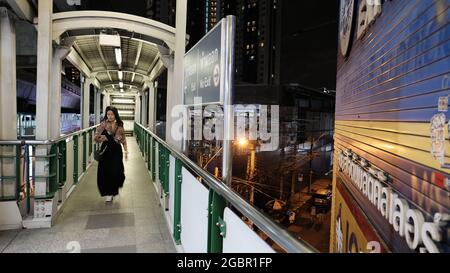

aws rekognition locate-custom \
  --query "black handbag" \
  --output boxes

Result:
[94,144,108,161]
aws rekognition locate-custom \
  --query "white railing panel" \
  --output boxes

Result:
[223,207,275,253]
[181,167,209,253]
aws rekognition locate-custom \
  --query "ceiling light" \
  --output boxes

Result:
[118,71,123,81]
[120,89,124,93]
[115,48,122,66]
[119,82,123,88]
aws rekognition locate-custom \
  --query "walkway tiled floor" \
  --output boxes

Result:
[0,137,176,253]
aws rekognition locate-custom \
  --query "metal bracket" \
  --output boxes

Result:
[216,217,226,238]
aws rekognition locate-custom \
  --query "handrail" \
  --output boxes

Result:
[135,122,317,253]
[0,124,99,145]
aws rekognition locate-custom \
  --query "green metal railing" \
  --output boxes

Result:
[0,125,98,215]
[0,145,21,201]
[134,122,316,253]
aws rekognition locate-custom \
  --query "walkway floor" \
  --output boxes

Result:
[0,137,176,253]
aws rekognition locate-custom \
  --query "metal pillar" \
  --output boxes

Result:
[51,46,70,138]
[142,91,148,127]
[95,89,101,124]
[222,16,236,187]
[148,81,156,132]
[102,90,109,111]
[0,7,22,230]
[82,77,93,129]
[135,93,141,123]
[165,0,187,151]
[35,0,52,140]
[0,8,16,140]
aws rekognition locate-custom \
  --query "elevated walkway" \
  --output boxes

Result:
[0,137,176,253]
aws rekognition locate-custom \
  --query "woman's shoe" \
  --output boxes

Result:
[104,196,112,202]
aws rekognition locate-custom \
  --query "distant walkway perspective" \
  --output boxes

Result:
[0,137,176,253]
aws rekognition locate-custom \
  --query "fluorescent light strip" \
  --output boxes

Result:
[115,48,122,66]
[112,99,134,104]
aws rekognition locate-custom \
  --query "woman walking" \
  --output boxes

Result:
[94,106,128,202]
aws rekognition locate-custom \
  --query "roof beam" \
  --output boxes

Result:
[102,82,142,90]
[66,47,92,78]
[147,54,160,75]
[92,69,150,82]
[149,59,165,82]
[134,41,143,67]
[131,41,143,84]
[72,41,93,71]
[52,11,178,50]
[4,0,35,22]
[107,71,113,82]
[95,36,109,70]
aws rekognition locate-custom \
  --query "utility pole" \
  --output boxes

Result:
[308,136,314,193]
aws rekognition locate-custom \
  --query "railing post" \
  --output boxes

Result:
[73,135,78,183]
[15,144,21,201]
[49,143,58,195]
[151,137,156,181]
[82,132,86,172]
[88,129,93,158]
[164,147,170,194]
[147,133,151,172]
[208,190,226,253]
[25,145,31,214]
[58,140,66,186]
[173,158,182,244]
[158,144,163,199]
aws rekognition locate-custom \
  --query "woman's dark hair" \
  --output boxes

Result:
[103,106,124,127]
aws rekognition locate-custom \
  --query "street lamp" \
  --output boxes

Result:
[237,137,248,147]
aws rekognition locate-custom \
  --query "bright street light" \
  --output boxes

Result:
[237,137,248,147]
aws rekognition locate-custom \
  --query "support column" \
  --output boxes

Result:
[24,0,59,228]
[142,90,148,126]
[166,0,187,151]
[102,90,109,110]
[135,93,141,123]
[0,8,21,230]
[148,81,156,131]
[51,46,70,138]
[95,89,101,124]
[0,8,16,140]
[82,77,93,129]
[35,0,53,140]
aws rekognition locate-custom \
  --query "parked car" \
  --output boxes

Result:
[312,188,332,212]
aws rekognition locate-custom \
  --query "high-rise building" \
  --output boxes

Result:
[195,0,279,86]
[145,0,176,27]
[236,0,279,85]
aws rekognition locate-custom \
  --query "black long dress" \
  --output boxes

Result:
[97,128,125,196]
